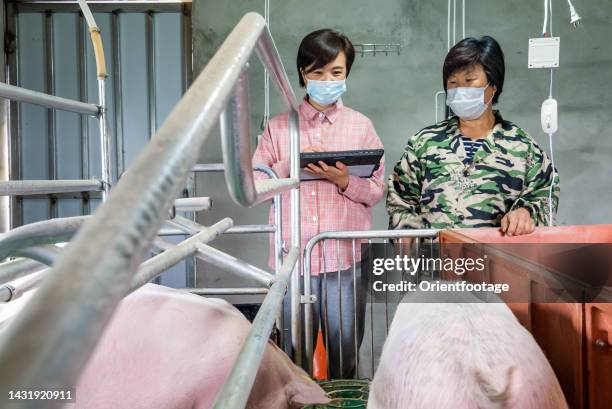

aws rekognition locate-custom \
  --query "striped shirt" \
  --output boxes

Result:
[253,98,385,275]
[461,136,484,161]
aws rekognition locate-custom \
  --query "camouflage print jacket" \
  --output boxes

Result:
[387,111,560,229]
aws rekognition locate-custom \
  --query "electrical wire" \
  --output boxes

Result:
[447,0,451,50]
[462,0,466,39]
[542,0,548,36]
[549,0,553,36]
[453,0,456,45]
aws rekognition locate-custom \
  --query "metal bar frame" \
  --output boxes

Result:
[0,179,103,196]
[0,216,88,261]
[302,229,440,375]
[6,1,21,228]
[131,218,233,291]
[0,14,300,408]
[0,0,11,233]
[78,11,91,215]
[195,243,275,288]
[183,163,286,345]
[16,0,192,13]
[0,82,100,116]
[211,247,299,409]
[4,1,112,221]
[187,287,268,296]
[44,10,58,219]
[173,196,212,212]
[0,258,45,286]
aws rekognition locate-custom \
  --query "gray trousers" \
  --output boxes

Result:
[283,266,366,379]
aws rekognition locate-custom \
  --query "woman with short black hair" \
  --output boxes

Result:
[254,29,385,378]
[387,36,559,236]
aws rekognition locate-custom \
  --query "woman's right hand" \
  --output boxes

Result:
[302,146,324,153]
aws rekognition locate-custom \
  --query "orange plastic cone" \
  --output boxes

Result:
[313,329,328,380]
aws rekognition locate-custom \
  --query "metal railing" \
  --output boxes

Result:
[302,229,440,378]
[0,0,111,202]
[0,12,301,409]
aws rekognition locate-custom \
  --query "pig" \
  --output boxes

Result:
[0,283,329,409]
[367,286,568,409]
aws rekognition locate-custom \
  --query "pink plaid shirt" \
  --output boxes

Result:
[253,98,385,275]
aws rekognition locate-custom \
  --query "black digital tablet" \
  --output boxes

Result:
[300,149,384,181]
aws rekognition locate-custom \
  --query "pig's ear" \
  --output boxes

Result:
[286,375,331,409]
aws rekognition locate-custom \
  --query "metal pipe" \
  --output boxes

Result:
[195,243,275,288]
[168,216,277,236]
[219,20,299,208]
[254,165,283,347]
[253,166,283,269]
[0,245,61,302]
[45,11,58,219]
[111,11,123,178]
[211,247,298,409]
[0,285,13,303]
[0,0,9,233]
[0,179,103,196]
[173,196,212,212]
[7,4,22,227]
[79,12,91,215]
[253,178,299,204]
[192,163,224,172]
[254,28,300,112]
[14,245,62,267]
[157,227,187,236]
[0,82,100,116]
[1,270,47,303]
[0,246,61,301]
[77,0,112,199]
[0,216,88,261]
[0,12,297,401]
[288,109,301,365]
[98,80,112,199]
[221,87,298,206]
[76,0,97,29]
[225,225,275,234]
[302,229,440,375]
[187,287,268,295]
[0,258,45,286]
[131,218,233,291]
[220,70,256,206]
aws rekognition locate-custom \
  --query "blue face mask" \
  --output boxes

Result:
[306,79,347,106]
[446,83,494,120]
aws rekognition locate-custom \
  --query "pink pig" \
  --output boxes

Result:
[368,288,568,409]
[0,282,330,409]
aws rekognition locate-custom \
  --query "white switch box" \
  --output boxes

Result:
[528,37,560,68]
[541,98,558,134]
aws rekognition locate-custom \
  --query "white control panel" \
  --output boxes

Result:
[528,37,560,68]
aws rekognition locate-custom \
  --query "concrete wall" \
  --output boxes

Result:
[192,0,612,284]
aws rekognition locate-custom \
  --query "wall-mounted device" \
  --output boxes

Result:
[528,37,560,69]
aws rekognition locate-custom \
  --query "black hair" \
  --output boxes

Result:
[443,36,505,104]
[296,29,355,87]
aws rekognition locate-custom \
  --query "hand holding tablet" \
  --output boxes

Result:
[300,149,384,181]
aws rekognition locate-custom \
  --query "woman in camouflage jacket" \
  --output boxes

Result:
[387,36,559,237]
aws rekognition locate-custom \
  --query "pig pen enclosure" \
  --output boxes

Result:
[1,3,612,409]
[0,6,410,408]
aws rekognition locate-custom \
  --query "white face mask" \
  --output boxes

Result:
[446,84,494,120]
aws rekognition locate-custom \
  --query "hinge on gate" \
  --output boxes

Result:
[300,294,317,304]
